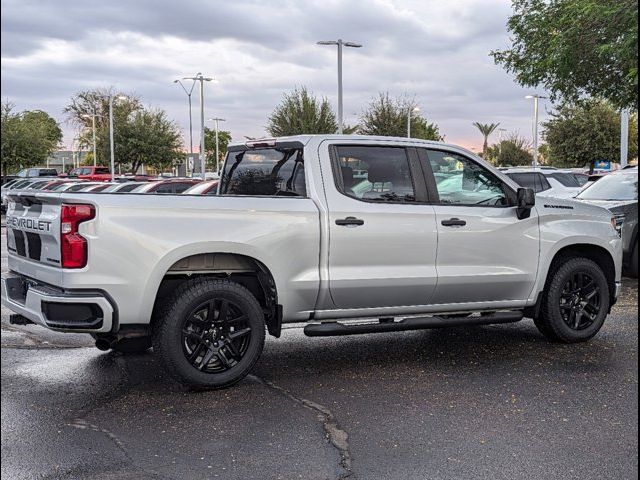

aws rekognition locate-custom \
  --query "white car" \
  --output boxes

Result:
[100,182,149,193]
[3,135,622,389]
[501,167,583,198]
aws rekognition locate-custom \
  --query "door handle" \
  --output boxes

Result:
[441,218,466,227]
[336,217,365,227]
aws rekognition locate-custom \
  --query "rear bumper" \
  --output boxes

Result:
[1,272,116,333]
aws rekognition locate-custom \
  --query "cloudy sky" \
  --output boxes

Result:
[1,0,550,152]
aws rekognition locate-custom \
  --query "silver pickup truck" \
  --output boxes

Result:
[2,135,622,388]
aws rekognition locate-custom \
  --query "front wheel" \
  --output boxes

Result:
[153,278,266,389]
[536,257,610,343]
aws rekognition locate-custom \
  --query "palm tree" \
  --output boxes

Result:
[473,122,501,157]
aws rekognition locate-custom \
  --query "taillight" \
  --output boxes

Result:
[60,204,95,268]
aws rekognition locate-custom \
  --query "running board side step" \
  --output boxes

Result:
[303,311,523,337]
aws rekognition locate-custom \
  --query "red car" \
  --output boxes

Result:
[61,166,112,182]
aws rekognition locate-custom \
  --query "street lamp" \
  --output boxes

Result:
[182,73,214,179]
[174,78,196,175]
[407,107,420,138]
[497,127,507,158]
[621,108,630,167]
[82,111,102,167]
[108,94,128,181]
[317,39,362,134]
[525,94,547,168]
[208,117,226,175]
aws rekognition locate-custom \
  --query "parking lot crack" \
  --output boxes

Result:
[251,375,354,479]
[67,418,172,479]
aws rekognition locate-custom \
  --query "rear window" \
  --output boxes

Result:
[95,167,110,174]
[550,172,580,187]
[34,169,58,176]
[506,172,551,193]
[219,148,306,197]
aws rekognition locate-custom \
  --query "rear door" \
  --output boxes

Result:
[322,142,439,309]
[422,149,539,305]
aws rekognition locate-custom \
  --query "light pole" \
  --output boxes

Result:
[208,117,226,175]
[497,128,507,159]
[621,108,630,168]
[182,73,214,179]
[108,94,128,181]
[317,39,362,134]
[174,79,196,175]
[525,94,547,168]
[82,111,101,167]
[407,107,420,138]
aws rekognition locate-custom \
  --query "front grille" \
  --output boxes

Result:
[25,232,42,260]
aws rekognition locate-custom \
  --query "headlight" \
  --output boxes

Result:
[611,214,625,236]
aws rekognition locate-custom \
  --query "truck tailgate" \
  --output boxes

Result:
[5,192,65,284]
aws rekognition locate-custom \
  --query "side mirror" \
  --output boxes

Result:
[516,187,535,219]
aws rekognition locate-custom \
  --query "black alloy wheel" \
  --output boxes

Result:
[153,278,266,389]
[182,298,252,372]
[558,272,602,331]
[535,257,610,343]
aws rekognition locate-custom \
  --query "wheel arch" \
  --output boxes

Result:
[144,245,282,338]
[530,242,617,318]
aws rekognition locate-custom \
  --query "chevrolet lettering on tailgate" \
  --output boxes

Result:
[7,216,52,232]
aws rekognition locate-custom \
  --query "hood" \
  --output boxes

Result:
[574,198,637,213]
[537,196,612,219]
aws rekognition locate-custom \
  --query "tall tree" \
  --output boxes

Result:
[543,98,638,169]
[267,87,338,136]
[64,88,142,166]
[113,108,183,174]
[204,127,232,171]
[492,0,638,109]
[472,122,501,157]
[1,102,62,176]
[359,93,443,140]
[485,132,534,167]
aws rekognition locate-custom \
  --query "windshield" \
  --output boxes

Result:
[578,172,638,201]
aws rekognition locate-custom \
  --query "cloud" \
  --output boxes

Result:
[1,0,548,151]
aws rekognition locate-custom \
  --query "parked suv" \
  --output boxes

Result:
[577,167,638,277]
[15,167,59,178]
[2,135,622,389]
[501,167,583,198]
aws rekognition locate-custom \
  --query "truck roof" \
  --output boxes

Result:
[228,134,452,150]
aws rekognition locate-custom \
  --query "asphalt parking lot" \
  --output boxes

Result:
[1,223,638,480]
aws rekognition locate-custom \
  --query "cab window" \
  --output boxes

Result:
[333,146,416,203]
[427,150,509,206]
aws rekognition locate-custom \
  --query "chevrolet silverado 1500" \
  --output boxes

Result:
[2,135,622,388]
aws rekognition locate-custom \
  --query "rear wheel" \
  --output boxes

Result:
[153,278,265,389]
[536,257,609,343]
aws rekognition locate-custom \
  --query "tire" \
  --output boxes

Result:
[536,257,610,343]
[112,336,152,353]
[152,278,265,389]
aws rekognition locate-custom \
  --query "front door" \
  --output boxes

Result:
[323,143,439,309]
[421,148,540,305]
